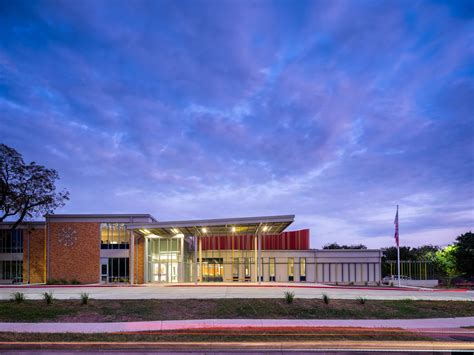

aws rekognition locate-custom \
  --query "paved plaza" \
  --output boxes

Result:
[1,283,473,301]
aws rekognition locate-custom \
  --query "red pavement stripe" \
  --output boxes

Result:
[0,284,144,288]
[166,284,468,292]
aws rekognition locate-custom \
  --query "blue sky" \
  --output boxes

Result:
[1,0,473,248]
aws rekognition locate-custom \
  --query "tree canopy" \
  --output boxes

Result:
[452,231,474,278]
[382,245,439,262]
[323,243,367,250]
[0,143,69,230]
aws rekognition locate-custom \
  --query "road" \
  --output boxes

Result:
[0,339,473,352]
[0,283,473,301]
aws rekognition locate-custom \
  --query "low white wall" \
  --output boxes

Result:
[400,279,439,287]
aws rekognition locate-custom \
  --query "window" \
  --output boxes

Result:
[101,224,129,249]
[269,257,276,282]
[108,257,129,283]
[0,230,23,253]
[233,258,239,281]
[244,257,251,281]
[288,258,294,282]
[202,258,224,282]
[300,258,306,282]
[0,260,22,282]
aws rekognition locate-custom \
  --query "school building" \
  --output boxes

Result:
[0,214,382,285]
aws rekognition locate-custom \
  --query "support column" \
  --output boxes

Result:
[144,237,148,283]
[129,231,135,285]
[194,235,198,285]
[179,236,184,283]
[199,236,202,282]
[254,235,258,283]
[258,234,262,284]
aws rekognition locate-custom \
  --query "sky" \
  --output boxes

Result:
[1,0,473,248]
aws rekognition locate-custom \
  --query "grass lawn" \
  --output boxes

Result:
[0,298,473,322]
[0,328,433,343]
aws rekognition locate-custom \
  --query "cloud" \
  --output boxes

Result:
[0,0,472,248]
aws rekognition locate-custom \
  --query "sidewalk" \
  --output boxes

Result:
[1,317,473,333]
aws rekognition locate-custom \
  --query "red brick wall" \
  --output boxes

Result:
[23,228,46,284]
[48,222,100,284]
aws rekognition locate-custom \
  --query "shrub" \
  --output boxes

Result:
[43,291,54,305]
[335,281,339,286]
[80,292,89,305]
[349,281,354,286]
[376,281,381,286]
[47,279,59,285]
[11,292,25,303]
[390,282,394,287]
[71,279,81,285]
[284,291,295,304]
[364,281,368,286]
[59,278,68,285]
[322,293,330,305]
[357,296,366,305]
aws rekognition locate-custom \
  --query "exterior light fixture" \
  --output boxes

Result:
[143,229,151,234]
[147,234,161,239]
[201,227,208,233]
[231,226,236,233]
[262,225,269,232]
[171,228,179,234]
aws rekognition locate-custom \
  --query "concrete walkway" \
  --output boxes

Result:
[1,283,472,301]
[1,317,474,333]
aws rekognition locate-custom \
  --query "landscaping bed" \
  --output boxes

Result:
[1,298,473,322]
[0,327,431,343]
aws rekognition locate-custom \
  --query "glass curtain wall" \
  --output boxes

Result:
[108,258,129,283]
[0,230,23,253]
[100,223,129,249]
[0,260,23,283]
[0,230,23,283]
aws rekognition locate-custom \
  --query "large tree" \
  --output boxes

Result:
[0,144,69,230]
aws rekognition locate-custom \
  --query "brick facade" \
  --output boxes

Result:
[48,222,100,284]
[22,228,45,284]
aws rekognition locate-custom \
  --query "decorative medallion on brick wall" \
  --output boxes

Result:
[57,227,78,247]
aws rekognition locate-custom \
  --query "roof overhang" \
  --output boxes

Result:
[127,215,295,238]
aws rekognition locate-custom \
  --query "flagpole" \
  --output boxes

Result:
[397,205,400,287]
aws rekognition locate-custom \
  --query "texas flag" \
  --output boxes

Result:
[394,206,399,247]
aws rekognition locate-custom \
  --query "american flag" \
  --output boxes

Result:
[394,206,399,247]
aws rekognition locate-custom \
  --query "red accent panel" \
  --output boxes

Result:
[200,229,310,251]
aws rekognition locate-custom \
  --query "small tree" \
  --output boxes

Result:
[0,144,69,229]
[435,245,459,287]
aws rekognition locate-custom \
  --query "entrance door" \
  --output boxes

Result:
[152,262,167,282]
[152,262,178,283]
[100,260,108,282]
